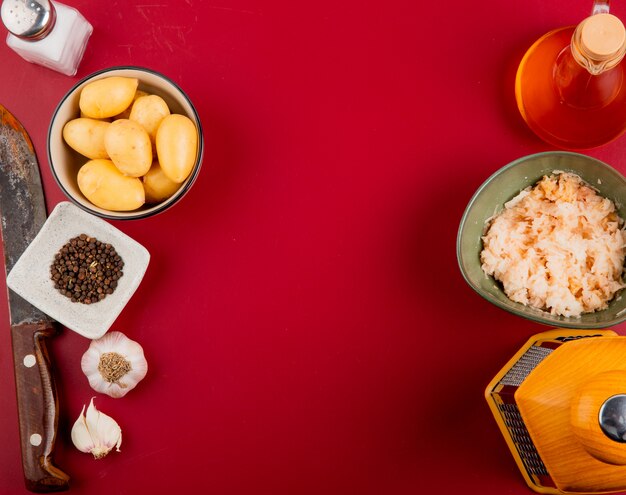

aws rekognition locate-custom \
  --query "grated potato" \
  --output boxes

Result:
[480,172,626,317]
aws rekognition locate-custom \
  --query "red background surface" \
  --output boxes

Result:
[1,0,626,494]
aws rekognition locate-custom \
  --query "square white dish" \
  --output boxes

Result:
[7,202,150,339]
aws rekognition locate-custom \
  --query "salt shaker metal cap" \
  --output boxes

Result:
[1,0,56,40]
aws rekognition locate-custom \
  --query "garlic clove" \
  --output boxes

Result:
[71,398,122,459]
[85,398,122,453]
[71,405,95,454]
[81,331,148,398]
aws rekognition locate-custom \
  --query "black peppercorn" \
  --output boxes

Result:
[50,234,124,304]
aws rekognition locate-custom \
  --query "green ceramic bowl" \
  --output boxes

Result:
[457,151,626,329]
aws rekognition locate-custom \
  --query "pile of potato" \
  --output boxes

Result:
[62,76,199,211]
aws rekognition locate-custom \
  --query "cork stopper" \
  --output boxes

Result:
[580,13,626,60]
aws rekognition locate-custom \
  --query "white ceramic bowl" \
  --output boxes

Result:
[48,66,204,220]
[6,202,150,339]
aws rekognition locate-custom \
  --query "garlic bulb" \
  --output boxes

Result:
[71,398,122,459]
[81,331,148,398]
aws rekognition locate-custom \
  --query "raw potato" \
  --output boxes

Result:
[78,159,145,211]
[142,161,180,203]
[104,119,152,177]
[63,118,110,159]
[113,90,149,120]
[79,77,139,119]
[156,114,198,183]
[129,95,170,147]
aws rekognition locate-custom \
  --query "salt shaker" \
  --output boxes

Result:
[1,0,92,76]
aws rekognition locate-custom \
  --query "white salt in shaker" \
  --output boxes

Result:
[1,0,92,76]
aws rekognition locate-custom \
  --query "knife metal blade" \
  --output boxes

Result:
[0,104,69,492]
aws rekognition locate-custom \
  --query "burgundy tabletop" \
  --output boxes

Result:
[1,0,626,494]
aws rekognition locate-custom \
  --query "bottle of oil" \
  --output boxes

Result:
[516,1,626,149]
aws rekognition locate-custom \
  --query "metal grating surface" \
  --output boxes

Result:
[500,346,553,387]
[499,403,549,476]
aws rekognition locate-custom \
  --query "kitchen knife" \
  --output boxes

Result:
[0,104,69,492]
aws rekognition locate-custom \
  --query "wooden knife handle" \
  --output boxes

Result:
[11,322,69,493]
